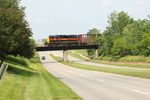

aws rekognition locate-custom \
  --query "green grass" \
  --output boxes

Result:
[50,54,150,79]
[95,56,150,63]
[70,50,88,56]
[96,56,121,61]
[69,50,150,69]
[92,60,150,69]
[0,54,81,100]
[71,50,150,63]
[68,51,88,61]
[6,55,30,66]
[69,50,88,57]
[118,56,150,63]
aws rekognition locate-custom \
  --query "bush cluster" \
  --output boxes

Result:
[87,11,150,59]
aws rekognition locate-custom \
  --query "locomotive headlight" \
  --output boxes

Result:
[46,38,50,43]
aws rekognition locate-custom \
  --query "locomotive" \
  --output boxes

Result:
[45,34,99,46]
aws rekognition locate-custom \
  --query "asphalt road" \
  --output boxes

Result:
[39,51,150,100]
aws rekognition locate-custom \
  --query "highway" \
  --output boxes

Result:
[39,51,150,100]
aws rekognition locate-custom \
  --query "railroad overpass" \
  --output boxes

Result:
[36,34,100,61]
[36,45,99,61]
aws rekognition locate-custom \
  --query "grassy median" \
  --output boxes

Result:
[68,50,150,69]
[50,54,150,79]
[68,51,88,61]
[0,54,81,100]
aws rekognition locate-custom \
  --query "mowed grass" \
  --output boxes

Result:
[70,50,88,56]
[50,54,150,79]
[68,51,88,61]
[0,54,81,100]
[69,50,150,69]
[91,60,150,69]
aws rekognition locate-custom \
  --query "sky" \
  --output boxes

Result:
[20,0,150,39]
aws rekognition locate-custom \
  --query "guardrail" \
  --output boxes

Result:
[0,64,8,80]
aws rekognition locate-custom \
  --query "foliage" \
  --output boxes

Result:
[107,11,133,35]
[0,0,35,65]
[139,33,150,56]
[111,37,128,57]
[14,38,36,59]
[100,11,133,56]
[0,0,20,9]
[87,28,101,58]
[120,20,150,56]
[87,11,150,58]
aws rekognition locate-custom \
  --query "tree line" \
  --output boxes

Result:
[0,0,35,66]
[88,11,150,58]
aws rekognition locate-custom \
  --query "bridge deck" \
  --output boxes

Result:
[36,45,98,51]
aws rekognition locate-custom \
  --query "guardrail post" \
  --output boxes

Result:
[0,64,8,80]
[95,49,99,58]
[63,50,68,62]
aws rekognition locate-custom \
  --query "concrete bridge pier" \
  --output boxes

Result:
[95,49,99,58]
[63,50,68,62]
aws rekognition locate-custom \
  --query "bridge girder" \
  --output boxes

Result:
[36,45,99,51]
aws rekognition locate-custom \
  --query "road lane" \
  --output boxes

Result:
[49,51,150,70]
[39,51,150,100]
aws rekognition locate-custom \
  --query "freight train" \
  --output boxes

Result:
[45,34,99,46]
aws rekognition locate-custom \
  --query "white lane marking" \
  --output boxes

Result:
[132,89,149,95]
[95,79,104,82]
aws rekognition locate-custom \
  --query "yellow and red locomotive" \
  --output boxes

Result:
[45,34,87,46]
[45,34,100,46]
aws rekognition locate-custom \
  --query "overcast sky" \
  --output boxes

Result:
[20,0,150,39]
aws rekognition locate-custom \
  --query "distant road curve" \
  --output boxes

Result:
[48,51,150,70]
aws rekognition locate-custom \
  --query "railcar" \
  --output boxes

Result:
[46,34,88,46]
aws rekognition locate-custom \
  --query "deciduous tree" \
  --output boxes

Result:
[0,0,35,66]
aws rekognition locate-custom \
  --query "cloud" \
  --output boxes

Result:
[101,0,111,8]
